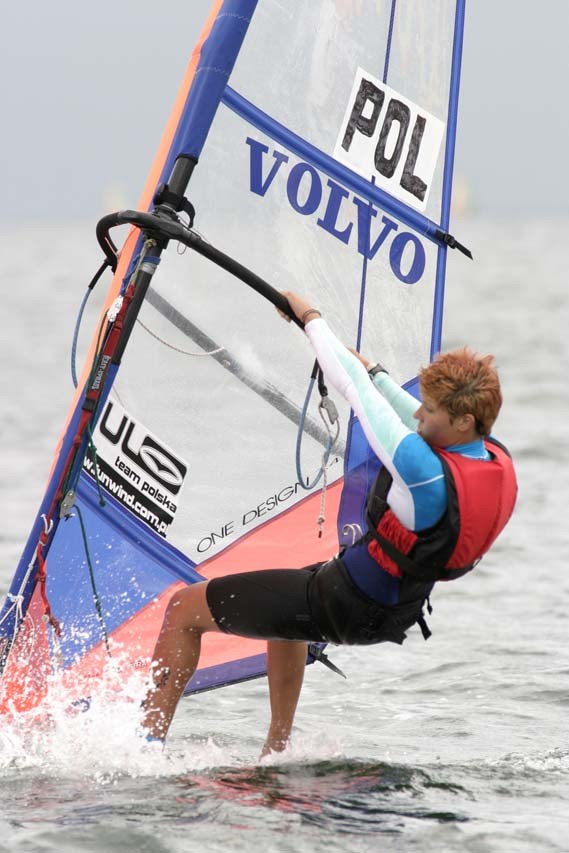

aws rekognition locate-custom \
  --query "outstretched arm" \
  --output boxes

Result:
[304,318,414,470]
[280,291,415,467]
[348,347,420,430]
[282,291,418,431]
[280,292,446,531]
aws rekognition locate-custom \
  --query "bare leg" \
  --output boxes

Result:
[141,582,220,740]
[261,639,308,757]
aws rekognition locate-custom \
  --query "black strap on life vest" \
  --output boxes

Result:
[364,457,475,583]
[364,439,514,582]
[363,512,475,583]
[416,597,433,640]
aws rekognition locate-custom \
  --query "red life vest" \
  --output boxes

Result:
[365,437,518,583]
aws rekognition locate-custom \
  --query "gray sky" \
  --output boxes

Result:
[0,1,567,221]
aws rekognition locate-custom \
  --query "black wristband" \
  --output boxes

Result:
[367,362,389,378]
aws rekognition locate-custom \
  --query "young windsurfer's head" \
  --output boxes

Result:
[416,347,502,445]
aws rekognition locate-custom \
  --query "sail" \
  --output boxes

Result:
[0,0,468,714]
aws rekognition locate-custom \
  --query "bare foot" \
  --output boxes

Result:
[260,737,289,759]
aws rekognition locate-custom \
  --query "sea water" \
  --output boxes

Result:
[0,217,567,852]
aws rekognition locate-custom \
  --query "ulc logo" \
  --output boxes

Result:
[98,402,187,495]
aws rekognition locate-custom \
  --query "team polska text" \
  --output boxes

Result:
[196,457,341,554]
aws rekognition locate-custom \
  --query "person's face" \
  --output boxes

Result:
[414,394,471,448]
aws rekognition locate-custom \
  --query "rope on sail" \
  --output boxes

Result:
[71,258,113,389]
[74,504,112,658]
[136,317,225,357]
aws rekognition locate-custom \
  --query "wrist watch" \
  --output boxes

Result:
[367,362,389,378]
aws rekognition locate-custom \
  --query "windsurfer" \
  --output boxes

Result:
[141,290,517,754]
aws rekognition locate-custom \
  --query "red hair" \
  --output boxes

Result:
[419,347,502,436]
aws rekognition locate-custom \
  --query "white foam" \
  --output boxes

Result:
[0,654,236,780]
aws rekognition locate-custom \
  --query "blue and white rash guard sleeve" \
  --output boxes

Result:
[372,371,419,430]
[304,318,446,531]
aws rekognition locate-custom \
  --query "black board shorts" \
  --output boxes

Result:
[205,558,426,646]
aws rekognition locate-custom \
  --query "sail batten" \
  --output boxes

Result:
[144,288,346,453]
[222,86,455,246]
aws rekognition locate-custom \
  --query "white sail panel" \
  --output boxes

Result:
[228,0,456,220]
